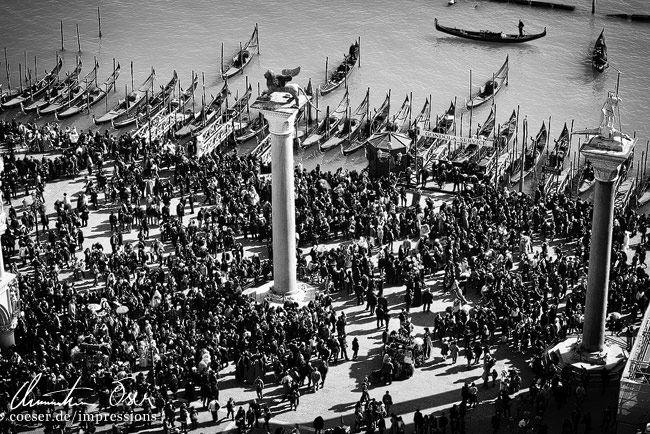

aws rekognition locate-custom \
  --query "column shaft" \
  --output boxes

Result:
[582,179,616,352]
[270,128,297,295]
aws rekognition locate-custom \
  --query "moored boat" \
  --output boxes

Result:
[235,114,268,144]
[434,18,547,43]
[94,68,155,124]
[320,88,370,152]
[301,90,349,149]
[592,29,608,73]
[389,94,411,134]
[510,121,548,185]
[221,24,259,79]
[113,70,178,128]
[542,123,571,194]
[420,101,456,167]
[22,58,83,113]
[467,56,508,109]
[320,40,360,96]
[175,82,229,138]
[342,90,391,156]
[452,106,496,167]
[57,63,121,119]
[2,56,63,109]
[39,61,99,116]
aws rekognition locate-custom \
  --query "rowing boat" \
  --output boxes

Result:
[113,71,178,128]
[94,68,155,124]
[592,29,608,73]
[320,40,360,96]
[434,18,547,43]
[39,61,99,116]
[22,58,83,113]
[301,90,349,149]
[221,24,259,79]
[2,56,63,109]
[342,90,390,156]
[467,56,508,109]
[57,64,121,119]
[320,88,369,152]
[510,121,548,185]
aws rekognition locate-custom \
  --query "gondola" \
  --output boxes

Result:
[592,29,608,73]
[22,58,83,113]
[39,61,99,116]
[301,90,349,149]
[510,121,548,185]
[57,64,121,119]
[1,86,21,106]
[113,70,178,128]
[320,88,369,152]
[94,68,155,124]
[452,106,495,167]
[434,18,547,43]
[175,82,229,138]
[342,90,391,156]
[2,56,63,109]
[421,101,456,166]
[234,114,268,144]
[320,40,360,96]
[221,24,259,79]
[467,56,508,109]
[477,109,518,178]
[132,74,199,140]
[390,95,411,134]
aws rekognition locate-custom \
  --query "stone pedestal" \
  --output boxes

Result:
[0,271,18,351]
[252,92,306,295]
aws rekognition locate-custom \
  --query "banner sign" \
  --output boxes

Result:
[417,129,493,147]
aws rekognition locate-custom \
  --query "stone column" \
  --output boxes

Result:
[253,93,305,295]
[580,134,635,353]
[581,165,617,352]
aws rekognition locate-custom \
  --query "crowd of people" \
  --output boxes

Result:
[0,115,647,434]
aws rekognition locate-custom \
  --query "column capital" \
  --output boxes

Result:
[252,92,307,136]
[580,132,636,182]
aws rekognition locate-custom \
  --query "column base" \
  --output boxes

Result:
[547,336,627,379]
[243,280,320,306]
[0,328,15,351]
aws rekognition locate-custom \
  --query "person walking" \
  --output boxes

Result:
[450,340,459,364]
[383,391,393,415]
[254,376,264,399]
[226,398,236,420]
[352,337,360,360]
[208,398,221,422]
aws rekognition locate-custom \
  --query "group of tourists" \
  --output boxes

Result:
[0,114,646,434]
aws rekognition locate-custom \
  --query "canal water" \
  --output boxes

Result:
[1,0,650,174]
